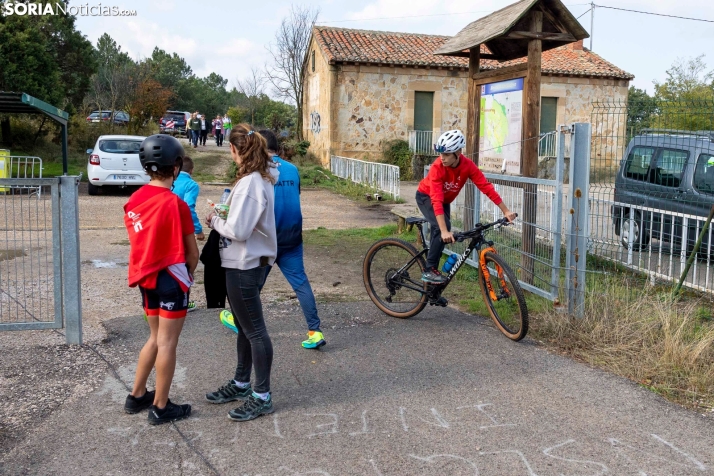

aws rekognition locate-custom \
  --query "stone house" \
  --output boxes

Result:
[302,26,633,167]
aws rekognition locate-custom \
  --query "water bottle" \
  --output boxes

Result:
[219,188,231,204]
[442,254,458,273]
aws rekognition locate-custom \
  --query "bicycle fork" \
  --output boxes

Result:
[480,247,510,301]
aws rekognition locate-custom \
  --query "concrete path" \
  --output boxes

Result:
[2,301,712,475]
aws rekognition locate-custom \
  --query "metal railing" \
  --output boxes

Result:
[538,131,557,159]
[408,130,438,156]
[0,156,43,196]
[0,176,83,343]
[330,155,400,199]
[590,198,714,294]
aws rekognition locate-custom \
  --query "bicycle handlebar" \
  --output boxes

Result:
[453,213,518,243]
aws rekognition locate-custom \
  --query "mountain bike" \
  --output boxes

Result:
[362,215,528,341]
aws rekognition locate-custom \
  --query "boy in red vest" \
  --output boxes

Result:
[417,130,516,284]
[122,134,199,425]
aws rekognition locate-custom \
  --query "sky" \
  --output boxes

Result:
[74,0,714,96]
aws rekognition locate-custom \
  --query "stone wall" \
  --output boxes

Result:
[303,38,335,165]
[303,59,629,167]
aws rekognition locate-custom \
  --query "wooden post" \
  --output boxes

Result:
[463,47,481,231]
[520,10,542,284]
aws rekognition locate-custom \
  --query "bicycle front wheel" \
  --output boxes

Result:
[478,251,529,341]
[363,238,428,318]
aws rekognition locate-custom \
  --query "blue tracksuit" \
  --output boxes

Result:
[172,171,202,234]
[259,155,321,332]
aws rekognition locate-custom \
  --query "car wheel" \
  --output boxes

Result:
[621,212,650,251]
[87,182,100,196]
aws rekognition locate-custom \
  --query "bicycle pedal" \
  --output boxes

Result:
[429,297,448,307]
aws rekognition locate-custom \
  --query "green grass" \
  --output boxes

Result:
[298,164,404,204]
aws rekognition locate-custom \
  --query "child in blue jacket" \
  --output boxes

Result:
[172,156,203,311]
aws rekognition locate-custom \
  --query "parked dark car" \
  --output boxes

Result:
[159,111,191,135]
[86,110,130,126]
[612,129,714,253]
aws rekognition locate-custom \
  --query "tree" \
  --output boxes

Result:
[0,6,95,143]
[652,56,714,131]
[235,67,265,125]
[654,55,714,102]
[125,69,172,135]
[265,5,319,139]
[87,34,135,132]
[627,86,658,136]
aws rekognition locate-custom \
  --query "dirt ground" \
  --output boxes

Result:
[0,150,399,450]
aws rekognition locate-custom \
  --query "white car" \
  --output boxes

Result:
[86,135,149,195]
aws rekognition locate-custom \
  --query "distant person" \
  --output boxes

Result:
[199,114,208,146]
[220,129,325,349]
[214,115,224,146]
[122,134,198,425]
[172,156,205,242]
[223,115,232,140]
[205,124,278,422]
[188,113,200,148]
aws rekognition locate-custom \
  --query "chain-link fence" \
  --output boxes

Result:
[0,176,83,343]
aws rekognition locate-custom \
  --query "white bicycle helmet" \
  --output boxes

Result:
[434,130,466,154]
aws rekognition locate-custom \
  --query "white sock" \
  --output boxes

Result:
[233,380,250,388]
[252,391,270,401]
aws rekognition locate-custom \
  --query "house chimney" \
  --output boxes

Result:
[571,39,584,51]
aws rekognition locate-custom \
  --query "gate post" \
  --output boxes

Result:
[550,125,567,301]
[60,176,82,344]
[565,123,591,317]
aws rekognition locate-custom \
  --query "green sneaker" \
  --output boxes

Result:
[187,301,197,312]
[302,331,326,349]
[220,310,238,333]
[228,393,274,421]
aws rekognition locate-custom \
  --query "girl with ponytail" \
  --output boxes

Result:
[204,123,279,421]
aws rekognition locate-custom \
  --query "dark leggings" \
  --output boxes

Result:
[416,191,451,270]
[226,267,272,393]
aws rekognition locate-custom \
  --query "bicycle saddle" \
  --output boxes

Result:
[406,217,426,225]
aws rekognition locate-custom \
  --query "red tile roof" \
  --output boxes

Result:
[313,26,634,80]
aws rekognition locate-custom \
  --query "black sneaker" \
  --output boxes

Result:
[228,393,274,421]
[147,400,191,425]
[421,267,446,284]
[205,380,252,404]
[124,389,155,414]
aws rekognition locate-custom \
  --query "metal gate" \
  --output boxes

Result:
[429,123,592,315]
[0,176,82,343]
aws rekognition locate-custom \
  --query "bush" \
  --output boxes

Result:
[382,139,412,180]
[282,139,310,162]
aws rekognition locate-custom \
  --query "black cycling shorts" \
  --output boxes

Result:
[139,270,190,319]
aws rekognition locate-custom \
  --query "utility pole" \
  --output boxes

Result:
[590,1,594,51]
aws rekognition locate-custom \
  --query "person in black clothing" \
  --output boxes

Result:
[199,114,208,146]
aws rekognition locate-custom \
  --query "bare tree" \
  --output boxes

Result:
[235,67,265,126]
[265,5,319,140]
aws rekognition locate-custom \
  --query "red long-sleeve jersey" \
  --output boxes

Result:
[417,154,503,216]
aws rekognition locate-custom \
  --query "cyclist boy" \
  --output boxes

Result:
[122,134,199,425]
[416,130,516,284]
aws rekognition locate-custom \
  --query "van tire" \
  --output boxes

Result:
[621,212,650,251]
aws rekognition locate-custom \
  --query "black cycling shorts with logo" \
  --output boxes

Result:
[139,270,190,319]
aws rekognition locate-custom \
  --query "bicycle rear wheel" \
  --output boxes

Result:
[478,251,529,341]
[363,238,428,318]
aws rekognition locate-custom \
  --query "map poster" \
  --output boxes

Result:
[479,78,524,175]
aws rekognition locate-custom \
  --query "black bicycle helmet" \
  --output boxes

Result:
[139,134,184,171]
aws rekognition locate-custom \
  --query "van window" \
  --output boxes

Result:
[98,139,142,154]
[652,149,688,187]
[625,146,655,181]
[694,153,714,194]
